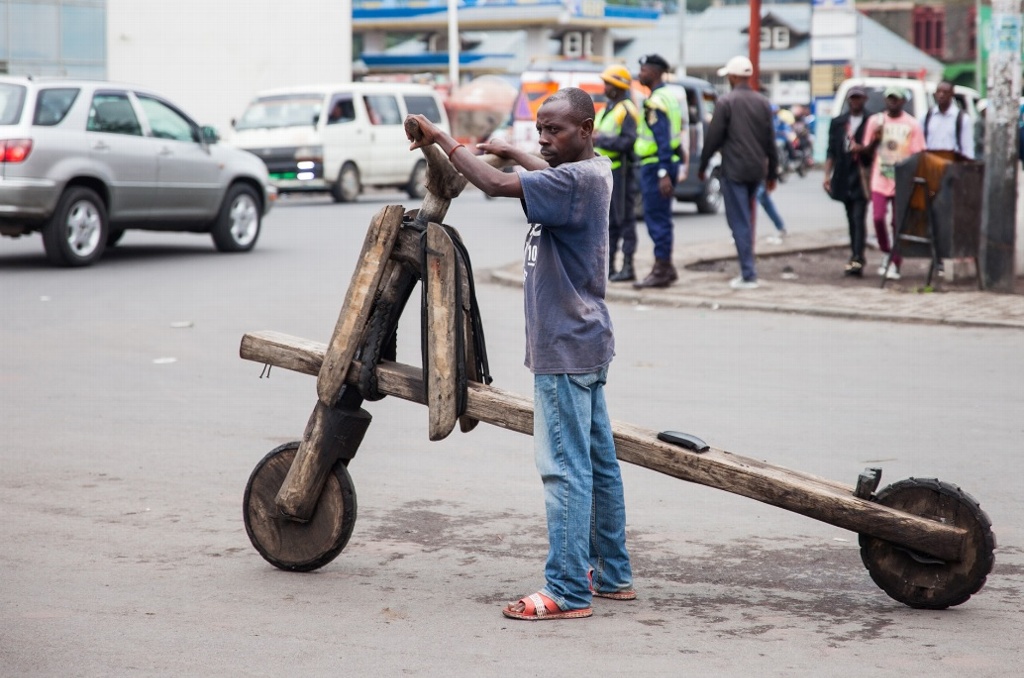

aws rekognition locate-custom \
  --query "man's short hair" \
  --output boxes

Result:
[542,87,596,124]
[640,54,670,71]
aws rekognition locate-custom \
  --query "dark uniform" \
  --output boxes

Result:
[594,66,640,281]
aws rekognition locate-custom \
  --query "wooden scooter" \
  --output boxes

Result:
[239,120,994,610]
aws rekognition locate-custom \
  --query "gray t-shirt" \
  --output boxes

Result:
[518,155,615,374]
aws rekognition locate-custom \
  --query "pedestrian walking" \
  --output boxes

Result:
[757,182,787,244]
[408,87,635,621]
[860,86,925,280]
[698,55,778,290]
[594,64,640,282]
[925,80,974,159]
[633,53,683,289]
[823,85,872,276]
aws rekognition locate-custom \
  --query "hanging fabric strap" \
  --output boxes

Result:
[418,222,493,420]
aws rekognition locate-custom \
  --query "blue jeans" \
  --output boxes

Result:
[721,177,759,282]
[756,183,785,232]
[534,367,632,610]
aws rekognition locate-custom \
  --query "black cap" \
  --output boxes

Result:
[639,54,670,71]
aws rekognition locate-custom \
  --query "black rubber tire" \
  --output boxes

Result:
[243,442,358,572]
[42,186,108,267]
[211,183,261,252]
[406,159,427,199]
[106,229,125,248]
[330,162,360,203]
[695,167,723,214]
[859,478,995,609]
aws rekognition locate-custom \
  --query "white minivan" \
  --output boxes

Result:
[228,82,450,202]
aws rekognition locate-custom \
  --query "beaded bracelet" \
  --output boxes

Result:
[447,143,465,162]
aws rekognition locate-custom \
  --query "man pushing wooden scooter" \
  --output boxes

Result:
[239,94,994,613]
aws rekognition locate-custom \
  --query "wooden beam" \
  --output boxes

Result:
[239,330,968,562]
[272,204,403,522]
[424,223,459,441]
[274,401,372,521]
[316,204,406,407]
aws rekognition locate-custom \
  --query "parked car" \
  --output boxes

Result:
[0,76,275,267]
[227,82,450,202]
[666,76,722,214]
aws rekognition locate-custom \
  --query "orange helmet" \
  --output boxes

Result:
[600,65,632,90]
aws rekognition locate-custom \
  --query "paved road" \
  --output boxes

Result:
[2,180,1022,676]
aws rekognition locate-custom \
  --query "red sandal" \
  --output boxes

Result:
[588,568,638,601]
[502,592,593,621]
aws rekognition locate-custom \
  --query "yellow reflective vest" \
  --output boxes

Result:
[595,98,639,170]
[635,85,682,165]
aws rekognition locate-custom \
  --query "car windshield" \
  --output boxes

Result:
[235,94,322,130]
[0,83,28,125]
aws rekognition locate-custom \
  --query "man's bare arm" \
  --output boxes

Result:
[479,139,549,172]
[406,114,531,199]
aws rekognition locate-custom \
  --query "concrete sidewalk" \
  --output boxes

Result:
[488,228,1024,330]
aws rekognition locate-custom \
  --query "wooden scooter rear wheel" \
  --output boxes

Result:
[859,478,995,609]
[243,442,357,572]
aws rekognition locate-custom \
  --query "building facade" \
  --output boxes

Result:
[0,0,107,79]
[0,1,355,134]
[856,0,978,86]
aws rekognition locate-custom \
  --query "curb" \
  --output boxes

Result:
[484,230,1024,330]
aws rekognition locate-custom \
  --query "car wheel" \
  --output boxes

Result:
[212,184,261,253]
[406,159,427,199]
[696,168,723,214]
[42,186,108,267]
[330,162,360,203]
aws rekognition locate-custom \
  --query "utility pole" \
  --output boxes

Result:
[749,0,761,87]
[980,0,1021,292]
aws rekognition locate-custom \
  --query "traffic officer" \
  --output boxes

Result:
[633,54,683,289]
[594,64,640,282]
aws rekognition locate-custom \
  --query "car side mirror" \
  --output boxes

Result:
[201,125,220,144]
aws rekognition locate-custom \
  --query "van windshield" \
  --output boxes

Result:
[235,94,322,130]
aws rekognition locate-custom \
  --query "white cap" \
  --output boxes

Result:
[717,55,754,77]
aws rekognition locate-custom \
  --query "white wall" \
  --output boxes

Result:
[107,0,352,135]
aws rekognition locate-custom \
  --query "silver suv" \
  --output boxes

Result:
[0,77,275,267]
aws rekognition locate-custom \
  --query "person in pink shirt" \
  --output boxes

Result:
[858,86,925,280]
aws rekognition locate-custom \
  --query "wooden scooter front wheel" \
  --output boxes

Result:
[243,442,358,572]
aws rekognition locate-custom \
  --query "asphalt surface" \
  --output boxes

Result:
[2,185,1022,677]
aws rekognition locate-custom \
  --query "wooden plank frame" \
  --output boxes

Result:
[317,204,406,407]
[265,204,403,521]
[239,330,969,563]
[424,223,460,441]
